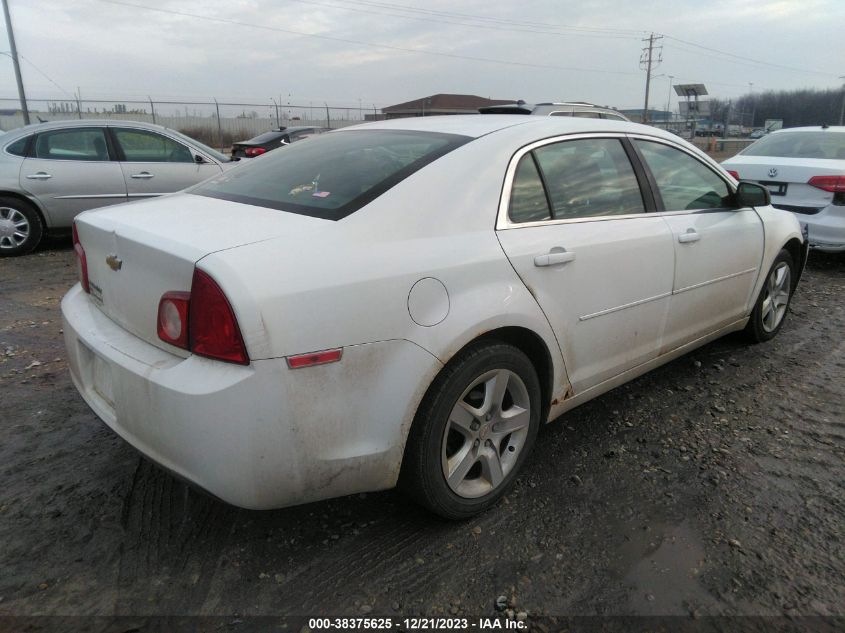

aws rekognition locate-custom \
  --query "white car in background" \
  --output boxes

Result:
[723,125,845,252]
[63,116,807,519]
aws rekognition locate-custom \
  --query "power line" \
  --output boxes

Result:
[93,0,643,76]
[662,35,838,77]
[332,0,646,35]
[283,0,642,41]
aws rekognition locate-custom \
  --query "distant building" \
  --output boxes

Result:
[382,94,513,119]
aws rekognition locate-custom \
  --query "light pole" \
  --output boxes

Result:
[749,82,756,129]
[1,0,30,124]
[666,75,674,124]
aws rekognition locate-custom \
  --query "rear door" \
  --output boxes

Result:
[496,135,675,393]
[110,127,222,199]
[632,138,764,351]
[19,126,126,227]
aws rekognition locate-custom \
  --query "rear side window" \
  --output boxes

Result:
[572,111,603,119]
[509,155,551,223]
[635,140,731,211]
[531,138,645,219]
[194,130,470,220]
[5,135,30,157]
[34,128,109,161]
[113,128,193,163]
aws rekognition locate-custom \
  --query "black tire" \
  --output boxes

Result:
[745,248,795,343]
[400,341,541,520]
[0,197,43,257]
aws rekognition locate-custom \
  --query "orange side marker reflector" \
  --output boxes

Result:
[286,348,343,369]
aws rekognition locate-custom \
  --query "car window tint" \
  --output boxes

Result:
[742,131,845,159]
[193,130,470,220]
[532,138,645,219]
[114,128,194,163]
[34,128,109,161]
[509,154,551,223]
[6,135,30,157]
[635,140,731,211]
[246,131,285,144]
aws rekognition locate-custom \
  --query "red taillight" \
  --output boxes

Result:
[726,170,740,180]
[244,147,266,157]
[188,269,249,365]
[157,291,190,349]
[72,221,89,293]
[808,175,845,193]
[286,349,343,369]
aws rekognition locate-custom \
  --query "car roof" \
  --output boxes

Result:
[338,113,661,140]
[0,118,182,140]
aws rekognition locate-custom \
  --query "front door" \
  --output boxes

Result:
[19,126,126,227]
[496,136,675,394]
[110,127,222,199]
[632,139,765,351]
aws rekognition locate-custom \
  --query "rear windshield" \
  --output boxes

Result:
[742,131,845,160]
[244,131,286,144]
[193,129,470,220]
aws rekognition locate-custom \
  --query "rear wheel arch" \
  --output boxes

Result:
[781,237,804,290]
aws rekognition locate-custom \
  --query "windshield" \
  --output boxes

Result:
[192,129,470,220]
[742,131,845,160]
[166,128,232,163]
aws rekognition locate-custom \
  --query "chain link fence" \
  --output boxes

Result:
[0,97,378,149]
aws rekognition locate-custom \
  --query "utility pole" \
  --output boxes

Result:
[839,76,844,126]
[2,0,30,124]
[639,32,663,124]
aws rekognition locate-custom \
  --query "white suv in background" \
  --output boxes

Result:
[479,100,629,121]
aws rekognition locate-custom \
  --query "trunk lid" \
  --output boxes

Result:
[75,192,327,354]
[724,155,844,212]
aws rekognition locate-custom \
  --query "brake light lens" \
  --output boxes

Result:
[286,349,343,369]
[157,269,249,364]
[188,269,249,365]
[244,147,266,157]
[157,291,190,349]
[726,170,740,180]
[808,175,845,193]
[72,221,89,293]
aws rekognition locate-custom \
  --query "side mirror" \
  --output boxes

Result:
[194,154,206,164]
[735,181,770,208]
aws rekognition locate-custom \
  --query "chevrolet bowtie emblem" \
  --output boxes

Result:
[106,254,123,271]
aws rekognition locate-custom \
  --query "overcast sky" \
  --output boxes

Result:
[1,0,843,114]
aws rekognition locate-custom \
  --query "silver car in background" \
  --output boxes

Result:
[0,120,234,256]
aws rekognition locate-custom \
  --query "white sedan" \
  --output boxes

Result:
[62,115,808,519]
[722,125,845,252]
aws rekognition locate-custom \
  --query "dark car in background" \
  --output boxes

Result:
[231,126,329,159]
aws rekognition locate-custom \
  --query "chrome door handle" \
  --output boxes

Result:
[534,250,576,267]
[26,172,52,180]
[678,230,701,244]
[130,172,154,179]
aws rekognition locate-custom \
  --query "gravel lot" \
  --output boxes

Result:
[0,239,843,624]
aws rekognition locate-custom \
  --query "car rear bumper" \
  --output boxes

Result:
[62,283,440,509]
[784,204,845,252]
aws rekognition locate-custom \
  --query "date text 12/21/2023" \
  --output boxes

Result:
[307,617,528,630]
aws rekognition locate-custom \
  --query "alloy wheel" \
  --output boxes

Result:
[0,207,30,250]
[761,261,791,333]
[441,368,531,498]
